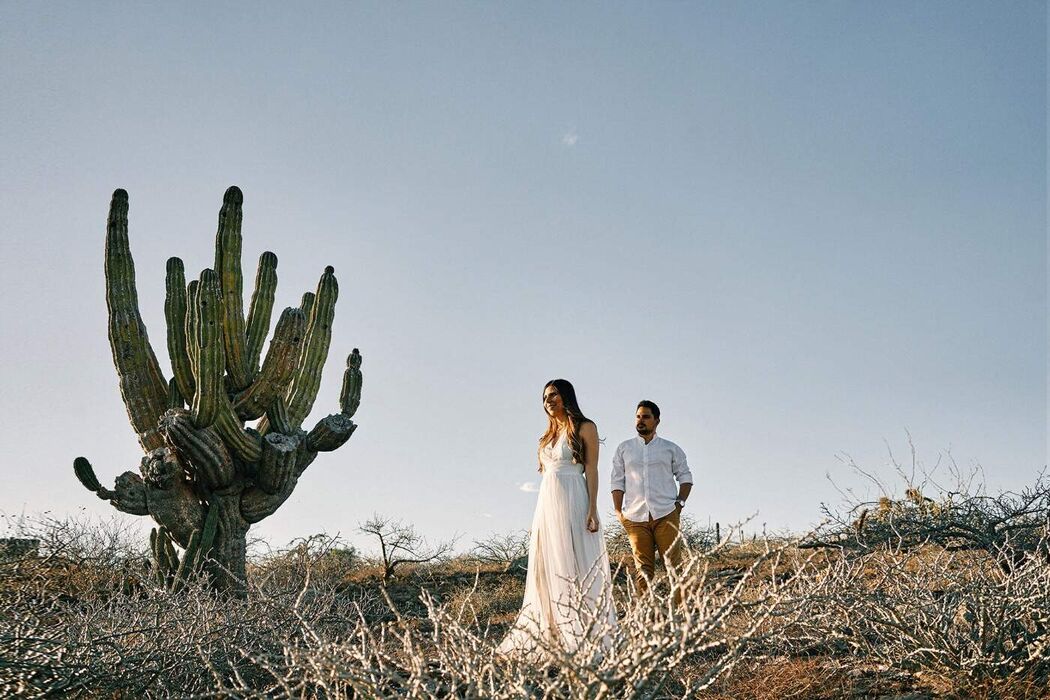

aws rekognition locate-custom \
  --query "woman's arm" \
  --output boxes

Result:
[580,421,600,532]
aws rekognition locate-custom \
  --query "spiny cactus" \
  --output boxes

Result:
[151,501,219,593]
[75,187,362,593]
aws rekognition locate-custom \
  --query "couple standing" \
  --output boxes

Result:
[497,379,694,655]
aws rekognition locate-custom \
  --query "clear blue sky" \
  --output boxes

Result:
[1,3,1045,553]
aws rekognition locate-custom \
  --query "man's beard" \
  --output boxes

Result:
[636,425,652,436]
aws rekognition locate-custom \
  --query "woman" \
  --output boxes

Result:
[497,379,618,656]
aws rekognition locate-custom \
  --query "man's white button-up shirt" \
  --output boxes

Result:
[610,434,693,522]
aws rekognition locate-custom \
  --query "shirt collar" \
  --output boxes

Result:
[637,433,659,444]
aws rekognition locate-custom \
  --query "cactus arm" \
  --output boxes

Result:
[285,268,338,430]
[265,395,293,435]
[232,307,306,421]
[151,527,176,586]
[299,291,315,319]
[108,471,149,516]
[171,528,202,593]
[159,409,235,491]
[185,280,200,381]
[161,500,218,593]
[295,454,318,478]
[244,251,278,377]
[213,396,263,463]
[191,269,225,429]
[214,187,252,391]
[240,434,306,523]
[158,528,177,570]
[73,456,104,493]
[339,349,363,418]
[154,526,179,584]
[255,433,299,495]
[149,528,167,586]
[163,532,179,571]
[104,189,168,452]
[73,457,154,514]
[199,499,219,553]
[164,257,196,402]
[167,378,184,410]
[240,484,295,524]
[307,414,357,452]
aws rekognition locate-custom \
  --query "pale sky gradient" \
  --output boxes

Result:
[1,3,1045,554]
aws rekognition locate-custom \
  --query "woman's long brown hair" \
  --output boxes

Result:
[540,379,593,465]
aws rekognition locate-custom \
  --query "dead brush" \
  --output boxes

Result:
[3,473,1048,698]
[215,530,808,699]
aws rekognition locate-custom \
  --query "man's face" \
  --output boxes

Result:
[635,407,659,436]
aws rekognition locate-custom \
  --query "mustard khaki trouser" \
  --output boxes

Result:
[620,507,682,591]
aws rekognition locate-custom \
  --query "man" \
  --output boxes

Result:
[610,400,693,591]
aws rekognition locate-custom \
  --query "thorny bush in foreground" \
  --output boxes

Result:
[2,478,1048,698]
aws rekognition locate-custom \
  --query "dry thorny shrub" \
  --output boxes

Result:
[1,498,1048,698]
[810,444,1050,571]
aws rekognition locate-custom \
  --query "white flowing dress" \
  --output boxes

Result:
[497,433,618,655]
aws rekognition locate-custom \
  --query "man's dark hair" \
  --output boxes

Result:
[637,400,660,420]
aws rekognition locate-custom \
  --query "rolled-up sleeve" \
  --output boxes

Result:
[610,443,626,492]
[671,443,693,485]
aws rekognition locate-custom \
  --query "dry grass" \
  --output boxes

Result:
[1,507,1048,698]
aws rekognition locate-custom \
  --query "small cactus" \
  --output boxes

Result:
[150,501,219,593]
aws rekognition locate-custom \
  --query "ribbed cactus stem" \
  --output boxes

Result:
[152,525,180,585]
[307,413,357,452]
[214,186,252,391]
[340,349,363,418]
[104,189,168,451]
[200,499,219,551]
[285,268,338,429]
[256,433,299,495]
[165,257,196,402]
[73,457,102,493]
[245,251,278,376]
[185,280,200,382]
[172,501,217,593]
[265,395,293,435]
[171,528,201,593]
[167,378,184,410]
[232,307,306,421]
[163,532,179,570]
[240,482,295,524]
[192,269,225,429]
[299,292,315,319]
[213,397,263,463]
[149,528,165,585]
[159,409,235,491]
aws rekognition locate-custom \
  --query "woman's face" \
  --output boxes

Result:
[543,385,565,417]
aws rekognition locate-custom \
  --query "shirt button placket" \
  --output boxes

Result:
[643,442,649,517]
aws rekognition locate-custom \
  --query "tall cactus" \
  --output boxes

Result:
[75,187,362,593]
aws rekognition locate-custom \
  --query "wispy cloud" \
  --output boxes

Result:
[518,481,540,493]
[561,129,578,147]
